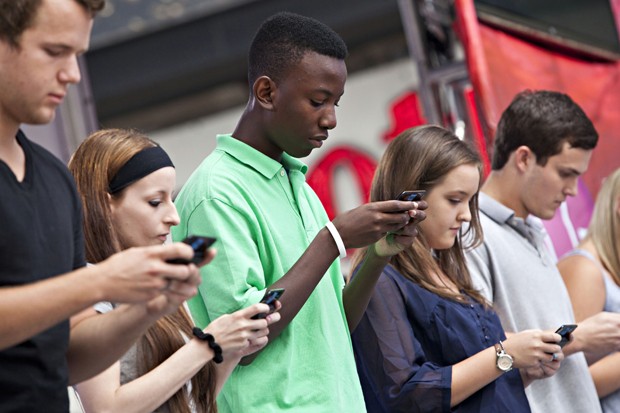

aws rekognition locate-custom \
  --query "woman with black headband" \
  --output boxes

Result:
[68,129,281,413]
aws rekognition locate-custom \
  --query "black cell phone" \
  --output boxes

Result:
[397,190,426,202]
[555,324,578,348]
[166,235,217,265]
[251,288,285,319]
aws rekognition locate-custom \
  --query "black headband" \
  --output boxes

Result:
[108,146,174,194]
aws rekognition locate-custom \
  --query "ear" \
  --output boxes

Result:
[253,76,276,110]
[106,192,117,213]
[513,145,534,173]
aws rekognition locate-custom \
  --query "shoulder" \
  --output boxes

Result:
[558,252,603,284]
[21,135,79,197]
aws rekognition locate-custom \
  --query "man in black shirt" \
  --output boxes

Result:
[0,1,202,411]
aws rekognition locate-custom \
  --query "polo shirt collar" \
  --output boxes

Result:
[216,134,308,178]
[478,191,545,244]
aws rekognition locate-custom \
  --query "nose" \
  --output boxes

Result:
[58,55,82,84]
[459,204,472,223]
[564,177,579,197]
[165,202,181,226]
[319,106,337,130]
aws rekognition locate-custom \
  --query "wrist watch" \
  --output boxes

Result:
[495,341,513,372]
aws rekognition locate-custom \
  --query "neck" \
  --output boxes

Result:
[482,170,528,219]
[232,110,284,162]
[0,115,20,146]
[0,123,26,181]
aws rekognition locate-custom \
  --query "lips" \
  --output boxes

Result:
[309,136,326,148]
[48,93,66,105]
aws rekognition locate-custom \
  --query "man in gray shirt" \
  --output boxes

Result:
[467,90,620,412]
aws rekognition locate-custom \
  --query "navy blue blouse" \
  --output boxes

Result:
[352,265,531,412]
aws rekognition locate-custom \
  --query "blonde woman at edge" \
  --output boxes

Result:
[69,129,280,413]
[558,168,620,412]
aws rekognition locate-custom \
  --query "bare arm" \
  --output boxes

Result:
[559,251,620,396]
[343,213,423,331]
[67,245,208,383]
[75,340,213,413]
[75,303,276,412]
[559,254,620,360]
[451,330,561,406]
[241,200,422,364]
[558,253,606,323]
[0,243,197,352]
[0,266,104,351]
[590,352,620,398]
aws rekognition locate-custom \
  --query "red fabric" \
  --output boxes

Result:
[382,91,427,143]
[306,147,377,220]
[455,0,620,197]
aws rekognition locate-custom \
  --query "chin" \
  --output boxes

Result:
[536,208,558,220]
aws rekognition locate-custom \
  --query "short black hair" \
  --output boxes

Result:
[248,11,348,86]
[492,90,598,169]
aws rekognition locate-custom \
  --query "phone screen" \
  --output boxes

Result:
[167,235,217,265]
[555,324,577,347]
[397,190,426,202]
[252,288,285,319]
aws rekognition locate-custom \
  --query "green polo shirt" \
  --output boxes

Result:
[173,134,366,413]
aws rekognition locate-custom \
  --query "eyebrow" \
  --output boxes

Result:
[560,167,582,176]
[312,87,344,98]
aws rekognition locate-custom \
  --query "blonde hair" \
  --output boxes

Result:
[69,129,217,413]
[350,125,486,304]
[588,168,620,285]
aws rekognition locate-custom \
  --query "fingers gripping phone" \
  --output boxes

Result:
[556,324,578,348]
[166,235,217,265]
[251,288,285,320]
[397,190,426,202]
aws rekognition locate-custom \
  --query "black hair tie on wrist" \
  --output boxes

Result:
[192,327,223,363]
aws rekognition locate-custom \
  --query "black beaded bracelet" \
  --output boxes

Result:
[192,327,223,363]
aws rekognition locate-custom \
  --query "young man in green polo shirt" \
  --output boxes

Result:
[173,12,426,413]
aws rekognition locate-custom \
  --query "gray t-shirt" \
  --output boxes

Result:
[466,193,601,413]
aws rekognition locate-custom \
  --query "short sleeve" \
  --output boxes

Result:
[183,197,266,327]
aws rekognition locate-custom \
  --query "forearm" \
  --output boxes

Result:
[77,339,214,413]
[0,266,103,350]
[67,303,162,384]
[214,357,240,395]
[342,245,390,332]
[451,346,503,407]
[590,352,620,398]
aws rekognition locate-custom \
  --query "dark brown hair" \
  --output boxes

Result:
[69,128,217,413]
[492,90,598,170]
[350,125,487,304]
[0,0,105,48]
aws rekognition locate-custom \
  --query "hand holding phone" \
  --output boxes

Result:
[166,235,217,265]
[555,324,578,348]
[397,190,426,202]
[251,288,285,320]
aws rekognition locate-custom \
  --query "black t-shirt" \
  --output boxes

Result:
[0,130,85,412]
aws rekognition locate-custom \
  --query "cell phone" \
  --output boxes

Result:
[166,235,217,265]
[555,324,578,348]
[397,190,426,202]
[251,288,285,319]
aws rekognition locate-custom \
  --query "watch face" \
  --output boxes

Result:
[497,354,513,371]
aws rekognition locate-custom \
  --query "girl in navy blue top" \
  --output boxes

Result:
[351,126,565,412]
